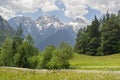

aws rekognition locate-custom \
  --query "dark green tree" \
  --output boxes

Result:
[25,35,34,45]
[99,14,120,55]
[87,16,100,55]
[12,24,24,54]
[75,28,88,54]
[14,35,39,68]
[75,16,100,55]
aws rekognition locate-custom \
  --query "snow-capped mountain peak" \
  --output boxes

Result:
[8,15,87,50]
[68,17,87,33]
[36,15,64,30]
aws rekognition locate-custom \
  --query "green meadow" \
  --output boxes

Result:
[70,53,120,70]
[1,53,120,80]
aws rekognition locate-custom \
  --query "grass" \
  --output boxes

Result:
[0,67,120,80]
[70,53,120,66]
[1,53,120,80]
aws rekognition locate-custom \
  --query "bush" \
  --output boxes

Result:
[37,45,55,69]
[49,49,70,69]
[37,42,73,69]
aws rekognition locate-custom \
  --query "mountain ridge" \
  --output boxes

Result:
[0,16,15,46]
[8,15,87,50]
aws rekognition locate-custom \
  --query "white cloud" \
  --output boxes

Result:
[61,0,88,19]
[0,0,38,13]
[61,0,120,20]
[0,0,120,20]
[40,0,58,12]
[0,0,58,13]
[0,0,58,19]
[86,0,120,13]
[0,7,15,20]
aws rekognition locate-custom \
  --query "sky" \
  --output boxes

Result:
[0,0,120,22]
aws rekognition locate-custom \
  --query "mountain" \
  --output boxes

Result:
[35,15,77,50]
[8,16,86,50]
[38,29,75,50]
[0,16,15,46]
[35,15,65,37]
[8,16,43,47]
[68,18,87,33]
[35,16,86,35]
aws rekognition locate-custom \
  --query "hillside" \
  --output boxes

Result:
[0,16,15,46]
[70,53,120,70]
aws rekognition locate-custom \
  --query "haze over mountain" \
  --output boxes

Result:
[8,16,43,47]
[8,15,86,50]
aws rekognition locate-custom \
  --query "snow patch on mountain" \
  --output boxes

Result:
[8,15,88,50]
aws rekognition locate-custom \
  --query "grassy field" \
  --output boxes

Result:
[1,53,120,80]
[70,53,120,70]
[0,67,120,80]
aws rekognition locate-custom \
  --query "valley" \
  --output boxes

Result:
[0,0,120,80]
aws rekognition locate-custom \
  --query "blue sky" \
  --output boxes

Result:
[0,0,119,22]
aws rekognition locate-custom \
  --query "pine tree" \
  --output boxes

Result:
[99,14,120,55]
[12,24,24,54]
[75,16,100,55]
[75,28,88,54]
[14,35,39,68]
[87,16,100,55]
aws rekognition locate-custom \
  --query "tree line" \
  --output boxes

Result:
[75,11,120,56]
[1,11,120,69]
[0,24,73,69]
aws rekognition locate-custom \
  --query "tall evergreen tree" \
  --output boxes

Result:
[14,35,39,68]
[75,16,100,55]
[87,16,100,55]
[12,24,24,57]
[75,28,88,54]
[99,14,120,55]
[75,11,120,55]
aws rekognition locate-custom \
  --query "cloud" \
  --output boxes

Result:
[40,0,58,12]
[0,0,38,13]
[0,0,120,20]
[0,0,58,19]
[61,0,88,19]
[0,7,15,20]
[0,0,58,13]
[61,0,120,20]
[86,0,120,13]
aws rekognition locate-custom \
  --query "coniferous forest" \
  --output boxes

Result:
[75,11,120,56]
